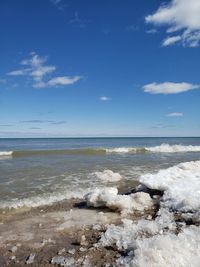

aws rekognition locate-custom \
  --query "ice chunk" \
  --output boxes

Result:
[85,187,153,215]
[100,209,175,249]
[117,226,200,267]
[140,160,200,212]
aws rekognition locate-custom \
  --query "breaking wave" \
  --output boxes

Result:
[0,151,13,156]
[146,143,200,153]
[0,189,88,209]
[1,144,200,158]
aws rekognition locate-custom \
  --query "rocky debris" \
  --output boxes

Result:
[80,235,88,246]
[26,253,36,264]
[51,256,75,266]
[9,246,18,253]
[9,255,16,261]
[68,248,76,255]
[79,247,87,252]
[41,238,56,246]
[58,248,66,255]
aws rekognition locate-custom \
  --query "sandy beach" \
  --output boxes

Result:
[1,140,200,266]
[0,181,157,266]
[1,170,199,266]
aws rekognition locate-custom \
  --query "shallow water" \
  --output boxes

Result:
[0,137,200,209]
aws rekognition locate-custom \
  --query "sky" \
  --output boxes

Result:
[0,0,200,137]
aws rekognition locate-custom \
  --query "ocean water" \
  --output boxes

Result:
[0,137,200,209]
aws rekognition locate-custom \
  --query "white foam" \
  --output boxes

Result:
[91,170,123,182]
[140,160,200,212]
[84,187,153,215]
[146,143,200,153]
[0,151,13,156]
[106,147,138,153]
[106,144,200,154]
[0,190,86,209]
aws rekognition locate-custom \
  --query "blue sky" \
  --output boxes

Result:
[0,0,200,137]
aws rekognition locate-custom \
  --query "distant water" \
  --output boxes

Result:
[0,137,200,209]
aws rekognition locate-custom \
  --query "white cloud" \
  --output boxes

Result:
[145,0,200,47]
[99,96,110,101]
[162,35,182,46]
[48,76,81,86]
[143,82,199,94]
[21,53,46,67]
[166,112,183,117]
[31,66,56,79]
[7,52,81,88]
[7,69,30,76]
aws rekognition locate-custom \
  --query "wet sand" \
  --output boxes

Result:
[0,182,159,267]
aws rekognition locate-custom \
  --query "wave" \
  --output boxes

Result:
[0,148,106,158]
[146,143,200,153]
[0,189,87,209]
[0,144,200,158]
[107,144,200,153]
[106,147,146,153]
[0,151,13,156]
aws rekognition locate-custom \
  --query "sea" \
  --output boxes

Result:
[0,137,200,209]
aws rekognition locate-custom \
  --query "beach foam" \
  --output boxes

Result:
[0,189,87,209]
[146,143,200,153]
[85,187,153,215]
[91,170,123,182]
[140,160,200,212]
[106,147,141,153]
[0,151,13,156]
[106,144,200,153]
[1,144,200,158]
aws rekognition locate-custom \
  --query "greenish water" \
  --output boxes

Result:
[0,137,200,209]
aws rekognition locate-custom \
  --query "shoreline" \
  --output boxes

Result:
[0,161,200,266]
[0,181,158,267]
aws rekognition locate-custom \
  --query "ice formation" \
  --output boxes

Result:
[97,160,200,266]
[100,208,200,267]
[140,160,200,212]
[100,208,176,249]
[91,170,123,182]
[117,226,200,267]
[84,187,153,215]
